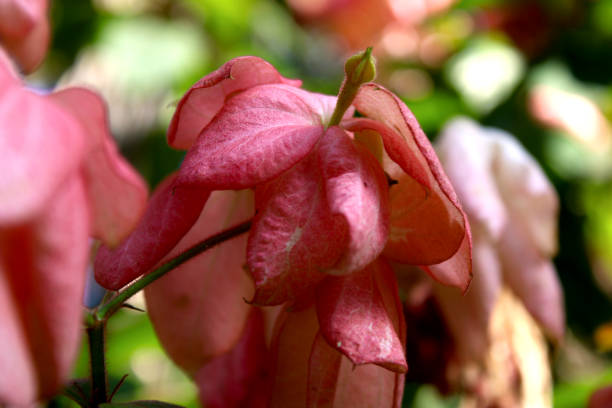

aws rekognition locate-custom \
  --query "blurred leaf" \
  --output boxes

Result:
[96,17,208,93]
[592,0,612,38]
[445,36,525,114]
[543,133,612,180]
[181,0,254,45]
[411,385,460,408]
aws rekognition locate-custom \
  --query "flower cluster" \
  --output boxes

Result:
[95,53,472,406]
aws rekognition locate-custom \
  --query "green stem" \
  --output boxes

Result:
[94,219,252,322]
[87,321,107,406]
[328,84,358,128]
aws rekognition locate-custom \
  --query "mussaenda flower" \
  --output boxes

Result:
[433,117,564,363]
[0,52,147,405]
[95,51,472,407]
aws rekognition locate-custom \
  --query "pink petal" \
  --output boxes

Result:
[0,175,89,404]
[168,56,302,150]
[435,118,508,240]
[268,303,404,408]
[95,174,209,290]
[177,84,336,190]
[195,308,268,408]
[498,222,565,342]
[328,355,404,408]
[308,334,405,408]
[492,131,559,257]
[432,231,502,362]
[268,303,320,408]
[49,87,148,247]
[307,333,342,407]
[316,258,407,372]
[351,84,468,269]
[247,152,346,306]
[319,126,389,274]
[0,81,85,225]
[144,189,254,375]
[0,0,49,73]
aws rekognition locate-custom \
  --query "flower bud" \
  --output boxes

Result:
[345,47,376,85]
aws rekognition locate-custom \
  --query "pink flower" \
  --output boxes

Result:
[0,0,49,73]
[95,55,471,406]
[433,117,564,363]
[0,52,147,405]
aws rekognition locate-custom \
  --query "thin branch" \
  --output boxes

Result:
[94,219,252,322]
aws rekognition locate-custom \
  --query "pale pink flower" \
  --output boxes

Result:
[0,52,147,405]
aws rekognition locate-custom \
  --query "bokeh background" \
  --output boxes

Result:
[37,0,612,406]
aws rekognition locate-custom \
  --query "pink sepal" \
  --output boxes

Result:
[177,84,337,190]
[168,56,302,150]
[320,127,389,275]
[247,152,345,306]
[95,174,209,290]
[316,258,407,372]
[352,84,471,288]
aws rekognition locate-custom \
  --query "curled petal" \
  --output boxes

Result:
[177,84,336,190]
[350,85,467,270]
[0,82,85,225]
[168,57,302,150]
[95,174,209,290]
[316,258,407,372]
[498,222,565,342]
[320,127,389,274]
[247,153,346,306]
[145,189,254,375]
[49,87,148,247]
[195,308,268,408]
[0,175,89,405]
